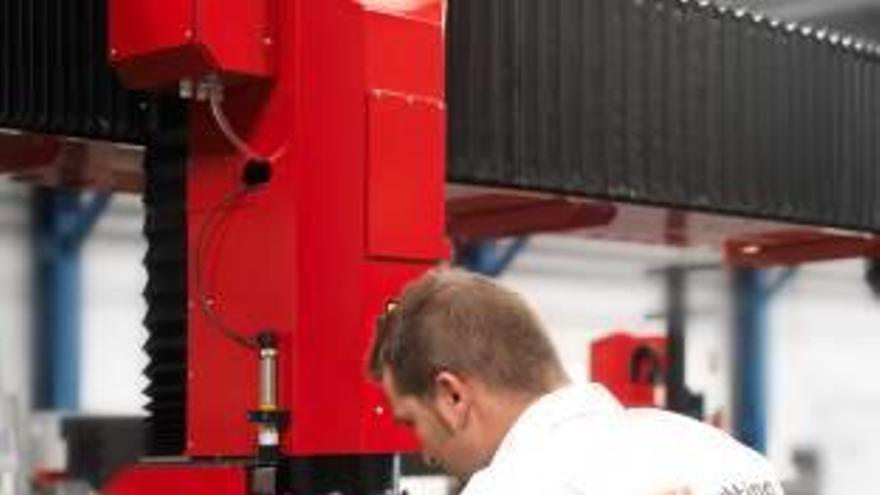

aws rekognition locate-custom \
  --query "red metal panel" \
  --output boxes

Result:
[364,9,444,98]
[279,0,371,456]
[359,260,428,452]
[186,0,446,456]
[109,0,194,62]
[110,0,273,88]
[186,83,297,456]
[199,0,274,77]
[186,189,297,455]
[104,464,246,495]
[367,93,447,261]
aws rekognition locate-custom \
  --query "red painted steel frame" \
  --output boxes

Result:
[0,133,61,172]
[185,0,447,457]
[725,229,880,267]
[104,464,247,495]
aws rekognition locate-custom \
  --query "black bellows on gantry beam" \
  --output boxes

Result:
[447,0,880,232]
[141,97,189,456]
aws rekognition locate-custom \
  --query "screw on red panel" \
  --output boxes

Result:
[179,79,195,100]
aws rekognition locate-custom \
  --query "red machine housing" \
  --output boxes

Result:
[104,465,246,495]
[109,0,275,88]
[591,333,667,408]
[183,0,447,457]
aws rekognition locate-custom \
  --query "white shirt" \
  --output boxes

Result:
[462,384,785,495]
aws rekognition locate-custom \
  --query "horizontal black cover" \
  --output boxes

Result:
[448,0,880,232]
[0,0,148,142]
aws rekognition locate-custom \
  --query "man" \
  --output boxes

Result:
[368,269,784,495]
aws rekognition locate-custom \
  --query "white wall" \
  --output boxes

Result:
[79,194,147,415]
[0,183,148,416]
[768,260,880,493]
[0,181,30,495]
[0,181,31,414]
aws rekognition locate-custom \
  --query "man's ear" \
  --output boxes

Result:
[433,371,471,431]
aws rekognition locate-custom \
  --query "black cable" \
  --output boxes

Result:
[194,185,260,349]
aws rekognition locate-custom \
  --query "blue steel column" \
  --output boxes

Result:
[458,238,529,277]
[733,267,797,453]
[733,268,768,453]
[31,188,111,410]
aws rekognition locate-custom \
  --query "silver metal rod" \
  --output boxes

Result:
[260,347,278,408]
[391,453,402,495]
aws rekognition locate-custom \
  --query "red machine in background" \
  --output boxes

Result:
[591,333,668,409]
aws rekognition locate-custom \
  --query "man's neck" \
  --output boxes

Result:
[479,378,571,465]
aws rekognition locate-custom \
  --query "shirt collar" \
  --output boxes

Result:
[490,383,623,466]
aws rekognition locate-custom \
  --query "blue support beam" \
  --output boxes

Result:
[733,268,767,453]
[31,188,112,411]
[458,238,529,277]
[732,267,797,453]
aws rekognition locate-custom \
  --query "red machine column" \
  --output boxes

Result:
[110,0,447,469]
[184,0,448,457]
